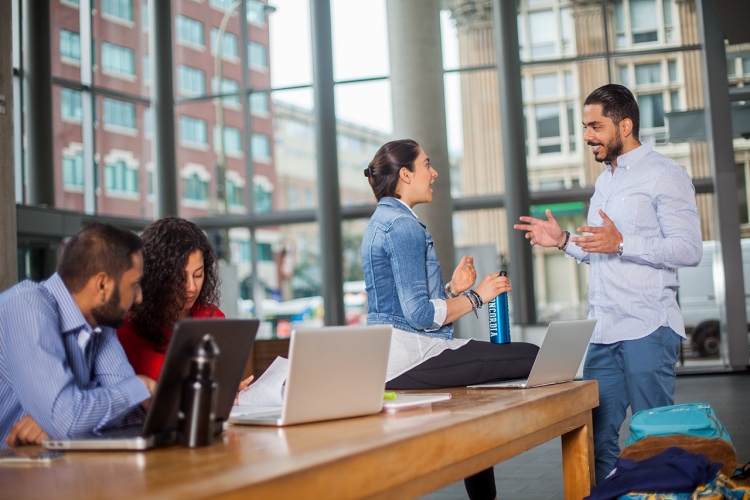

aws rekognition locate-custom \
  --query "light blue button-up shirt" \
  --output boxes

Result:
[0,273,150,447]
[565,143,702,344]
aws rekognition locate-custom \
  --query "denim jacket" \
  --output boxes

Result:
[361,197,453,339]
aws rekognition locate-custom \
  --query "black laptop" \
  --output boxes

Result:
[43,319,259,450]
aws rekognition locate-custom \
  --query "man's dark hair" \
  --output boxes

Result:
[584,84,640,140]
[58,222,143,293]
[364,139,421,201]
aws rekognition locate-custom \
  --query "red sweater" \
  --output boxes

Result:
[117,304,225,380]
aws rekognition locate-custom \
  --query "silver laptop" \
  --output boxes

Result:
[229,325,392,426]
[468,319,596,389]
[43,319,259,450]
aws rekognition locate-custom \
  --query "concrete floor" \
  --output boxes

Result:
[422,371,750,500]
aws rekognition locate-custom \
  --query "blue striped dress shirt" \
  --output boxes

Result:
[565,143,703,344]
[0,273,150,448]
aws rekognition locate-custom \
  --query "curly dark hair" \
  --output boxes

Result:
[129,217,221,352]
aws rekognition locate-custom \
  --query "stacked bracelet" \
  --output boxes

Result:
[461,289,483,318]
[558,231,570,251]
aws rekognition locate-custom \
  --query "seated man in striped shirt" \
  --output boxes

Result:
[0,222,155,448]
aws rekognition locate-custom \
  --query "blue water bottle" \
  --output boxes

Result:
[488,271,511,344]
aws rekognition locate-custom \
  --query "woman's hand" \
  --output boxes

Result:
[450,256,476,294]
[474,273,511,304]
[234,375,254,405]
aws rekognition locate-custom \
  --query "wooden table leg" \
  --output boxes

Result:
[561,411,595,500]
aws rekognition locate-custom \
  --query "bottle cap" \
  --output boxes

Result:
[193,333,220,364]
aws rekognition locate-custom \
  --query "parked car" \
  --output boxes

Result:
[677,239,750,357]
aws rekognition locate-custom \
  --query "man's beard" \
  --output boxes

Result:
[589,129,624,164]
[91,284,127,329]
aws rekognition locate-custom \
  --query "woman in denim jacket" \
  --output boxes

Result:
[361,139,539,500]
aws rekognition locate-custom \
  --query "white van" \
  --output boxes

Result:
[677,239,750,357]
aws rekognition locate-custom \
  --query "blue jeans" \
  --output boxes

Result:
[583,326,682,483]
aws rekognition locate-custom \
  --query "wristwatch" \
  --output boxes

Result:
[617,241,624,257]
[444,283,457,298]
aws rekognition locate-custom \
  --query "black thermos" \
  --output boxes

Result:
[179,333,220,448]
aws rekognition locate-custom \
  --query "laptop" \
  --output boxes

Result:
[43,319,259,450]
[468,319,596,389]
[229,325,392,426]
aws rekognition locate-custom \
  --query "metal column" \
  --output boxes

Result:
[493,0,536,324]
[696,0,748,370]
[151,0,178,217]
[310,0,345,326]
[23,0,54,207]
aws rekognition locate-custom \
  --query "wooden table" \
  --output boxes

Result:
[1,381,598,500]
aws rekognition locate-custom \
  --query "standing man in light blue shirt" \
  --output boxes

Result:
[0,222,154,448]
[514,84,702,482]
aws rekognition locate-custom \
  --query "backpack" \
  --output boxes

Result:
[626,403,733,447]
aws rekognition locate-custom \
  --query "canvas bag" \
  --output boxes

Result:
[626,403,733,447]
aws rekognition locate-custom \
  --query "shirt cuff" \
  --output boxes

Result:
[427,298,447,331]
[565,238,587,262]
[118,376,152,409]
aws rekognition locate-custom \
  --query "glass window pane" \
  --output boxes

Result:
[743,57,750,75]
[533,74,559,97]
[727,58,738,77]
[635,63,662,85]
[638,93,665,128]
[670,90,680,111]
[61,87,83,121]
[529,10,557,58]
[102,0,134,22]
[270,0,312,87]
[249,41,267,69]
[535,103,561,139]
[668,60,677,83]
[331,0,388,81]
[619,65,630,86]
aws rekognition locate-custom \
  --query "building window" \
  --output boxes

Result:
[288,185,298,210]
[183,173,209,202]
[105,159,138,194]
[212,76,240,105]
[255,184,272,213]
[619,60,682,144]
[102,0,133,22]
[214,125,243,154]
[251,133,271,159]
[60,29,81,61]
[517,3,574,61]
[177,65,206,96]
[141,1,148,29]
[250,92,269,114]
[102,42,135,76]
[63,152,84,188]
[210,29,239,58]
[61,88,82,121]
[144,107,153,136]
[210,0,234,9]
[523,70,578,156]
[257,242,274,261]
[618,59,680,144]
[248,42,267,69]
[227,179,244,207]
[103,97,136,130]
[247,0,266,24]
[613,0,675,49]
[176,15,204,47]
[142,53,150,83]
[180,116,208,146]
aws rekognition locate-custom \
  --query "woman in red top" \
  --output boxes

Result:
[117,217,225,380]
